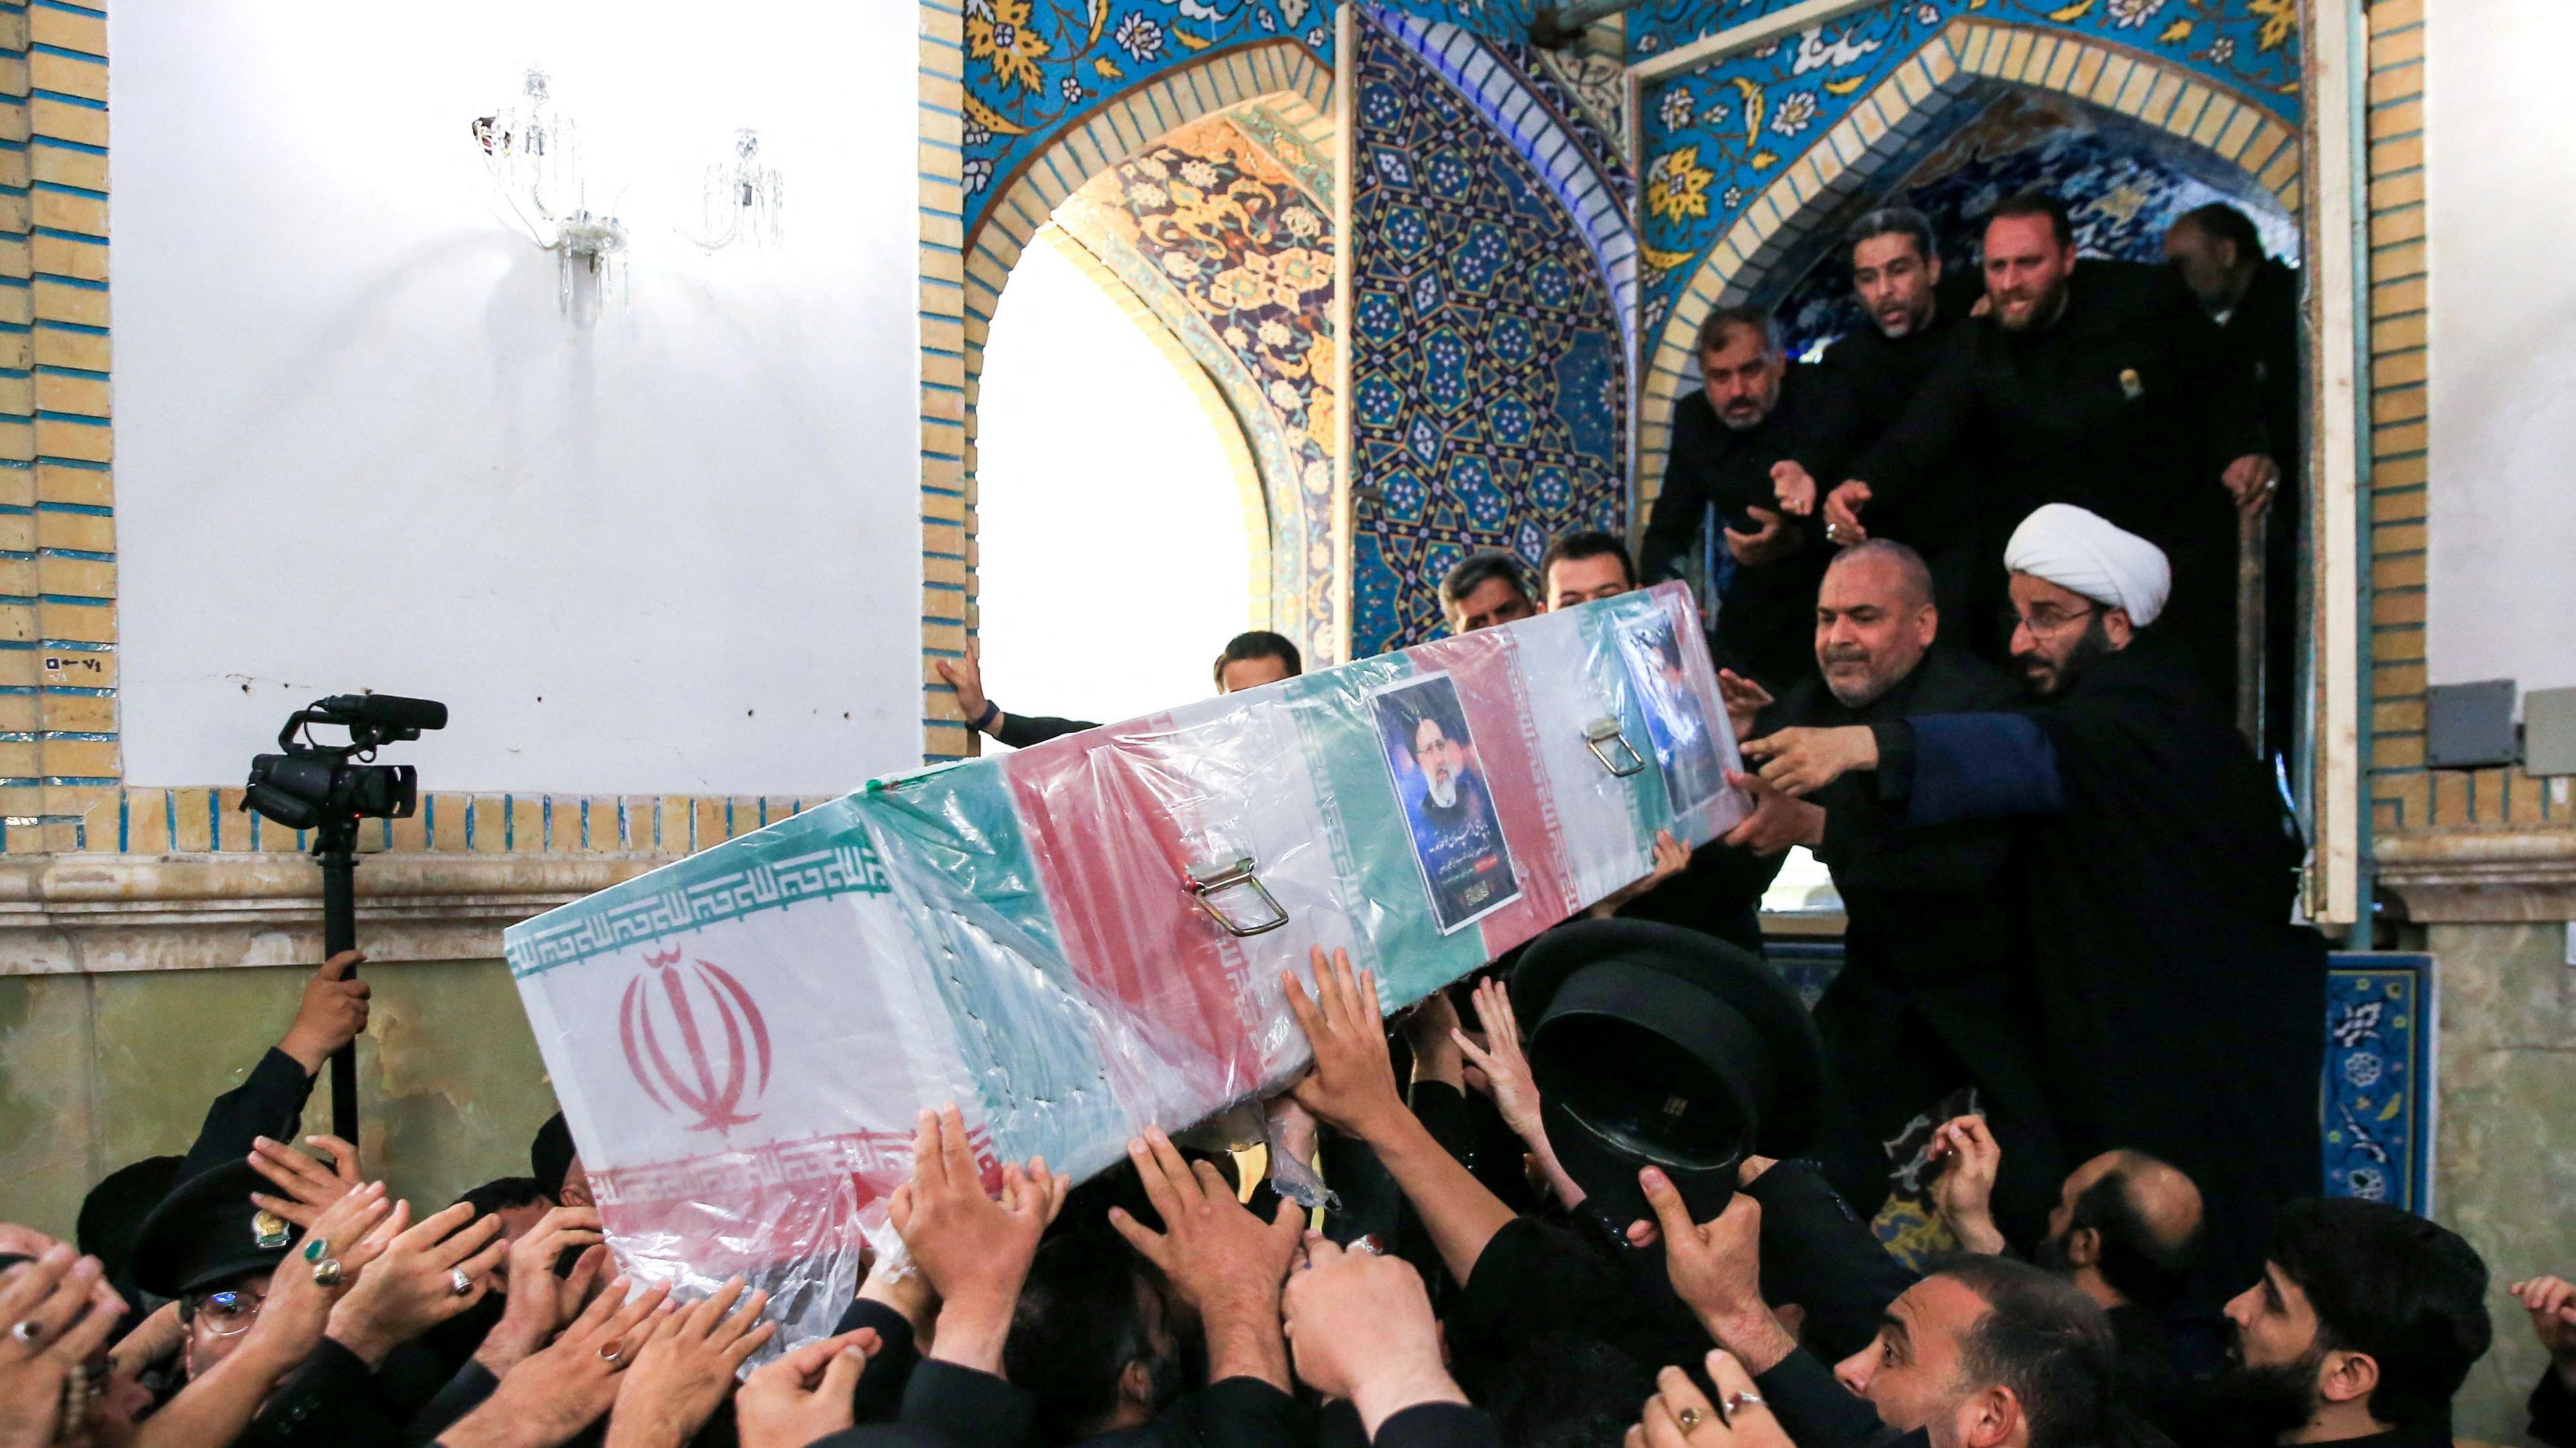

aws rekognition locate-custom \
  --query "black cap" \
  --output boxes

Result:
[127,1160,296,1300]
[531,1112,575,1201]
[1511,919,1823,1230]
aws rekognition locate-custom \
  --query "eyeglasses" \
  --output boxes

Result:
[185,1287,266,1337]
[2009,604,2097,638]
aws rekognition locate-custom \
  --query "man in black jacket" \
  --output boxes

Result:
[1824,190,2277,710]
[177,950,372,1184]
[1776,208,1996,647]
[1721,541,2058,1243]
[2168,201,2304,761]
[1639,306,1832,698]
[1742,504,2325,1297]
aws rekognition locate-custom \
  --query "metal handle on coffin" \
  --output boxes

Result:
[1187,856,1291,938]
[1583,718,1646,777]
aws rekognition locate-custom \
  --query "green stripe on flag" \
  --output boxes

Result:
[858,765,1128,1172]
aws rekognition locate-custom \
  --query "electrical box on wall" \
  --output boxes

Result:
[2523,686,2576,777]
[2425,679,2518,769]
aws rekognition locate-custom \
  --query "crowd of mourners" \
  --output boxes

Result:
[6,187,2571,1448]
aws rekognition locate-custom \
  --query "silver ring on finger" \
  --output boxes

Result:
[449,1268,474,1296]
[312,1258,344,1288]
[8,1319,39,1344]
[598,1343,625,1368]
[1725,1391,1766,1414]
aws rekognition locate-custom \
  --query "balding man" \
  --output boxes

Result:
[1740,504,2325,1298]
[1720,541,2058,1242]
[1930,1118,2204,1435]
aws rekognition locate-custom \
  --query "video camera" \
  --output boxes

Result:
[241,693,448,834]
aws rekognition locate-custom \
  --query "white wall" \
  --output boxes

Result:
[975,240,1257,736]
[111,1,923,794]
[2425,0,2576,698]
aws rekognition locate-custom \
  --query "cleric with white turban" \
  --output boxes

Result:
[2001,502,2171,627]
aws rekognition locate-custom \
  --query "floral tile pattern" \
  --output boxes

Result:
[1771,91,2300,355]
[1348,7,1627,652]
[961,0,1332,241]
[1056,114,1344,661]
[961,2,1564,244]
[2322,958,2432,1211]
[1632,0,2303,335]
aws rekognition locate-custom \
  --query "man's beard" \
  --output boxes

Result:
[1876,295,1933,339]
[2023,616,2116,696]
[1995,274,2069,333]
[1822,646,1894,708]
[1425,769,1459,809]
[1719,404,1766,431]
[2208,1345,2326,1441]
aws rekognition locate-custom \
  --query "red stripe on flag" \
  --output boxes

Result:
[1001,725,1264,1105]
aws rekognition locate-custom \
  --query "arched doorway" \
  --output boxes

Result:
[975,229,1266,734]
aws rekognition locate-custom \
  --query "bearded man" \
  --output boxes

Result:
[1740,503,2325,1297]
[1821,190,2277,708]
[1717,540,2057,1242]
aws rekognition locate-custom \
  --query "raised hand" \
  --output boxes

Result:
[476,1207,608,1375]
[1281,1237,1468,1435]
[1108,1129,1304,1389]
[934,642,994,734]
[1283,947,1405,1143]
[0,1246,124,1448]
[1770,460,1819,517]
[255,1182,395,1359]
[1723,507,1801,568]
[890,1105,1065,1373]
[1638,1168,1796,1374]
[2509,1274,2576,1391]
[1717,771,1825,856]
[2222,453,2280,517]
[735,1329,879,1448]
[246,1134,364,1231]
[1454,978,1587,1210]
[1716,670,1775,743]
[438,1278,675,1448]
[1823,481,1872,545]
[1740,725,1878,798]
[278,951,371,1074]
[1591,830,1694,919]
[1452,978,1542,1141]
[327,1201,507,1368]
[1925,1116,2006,1255]
[1629,1350,1796,1448]
[604,1277,777,1448]
[1403,987,1467,1091]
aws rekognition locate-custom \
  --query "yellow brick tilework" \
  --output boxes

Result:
[1638,20,2301,516]
[57,790,819,858]
[0,5,119,857]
